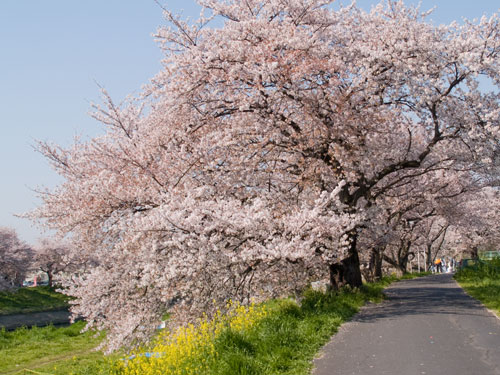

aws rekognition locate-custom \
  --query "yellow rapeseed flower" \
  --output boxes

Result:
[112,302,268,374]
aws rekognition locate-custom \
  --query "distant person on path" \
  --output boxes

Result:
[434,258,443,273]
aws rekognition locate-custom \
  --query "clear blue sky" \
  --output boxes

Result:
[1,0,499,245]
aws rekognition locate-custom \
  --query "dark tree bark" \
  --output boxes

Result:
[383,240,413,276]
[470,246,479,259]
[47,270,54,288]
[329,231,363,289]
[368,247,384,281]
[425,244,433,271]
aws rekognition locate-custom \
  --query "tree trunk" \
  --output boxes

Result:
[394,263,406,277]
[383,248,412,277]
[426,244,433,271]
[368,247,383,282]
[470,246,479,260]
[399,251,412,275]
[329,231,363,289]
[47,271,53,288]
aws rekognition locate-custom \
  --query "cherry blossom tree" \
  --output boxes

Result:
[0,227,33,290]
[418,218,449,271]
[358,166,479,277]
[32,238,77,287]
[30,0,500,350]
[445,186,500,259]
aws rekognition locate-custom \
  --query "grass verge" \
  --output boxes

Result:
[454,259,500,316]
[0,321,118,375]
[0,287,69,315]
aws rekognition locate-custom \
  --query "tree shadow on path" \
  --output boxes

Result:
[354,274,490,323]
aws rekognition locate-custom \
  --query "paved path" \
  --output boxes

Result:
[0,310,71,330]
[314,274,500,375]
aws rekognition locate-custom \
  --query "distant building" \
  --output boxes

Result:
[23,271,49,287]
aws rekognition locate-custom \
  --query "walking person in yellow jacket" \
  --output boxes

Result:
[434,258,443,273]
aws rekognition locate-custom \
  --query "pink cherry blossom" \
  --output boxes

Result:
[29,0,500,351]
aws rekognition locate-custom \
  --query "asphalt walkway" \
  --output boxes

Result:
[0,309,71,330]
[313,273,500,375]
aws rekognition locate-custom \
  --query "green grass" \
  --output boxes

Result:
[110,273,429,375]
[209,291,365,374]
[400,271,432,280]
[0,287,69,315]
[201,274,428,375]
[454,259,500,316]
[0,321,118,375]
[0,272,429,375]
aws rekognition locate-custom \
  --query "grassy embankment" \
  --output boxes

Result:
[0,287,114,375]
[454,258,500,316]
[0,286,69,315]
[0,273,428,375]
[0,321,119,375]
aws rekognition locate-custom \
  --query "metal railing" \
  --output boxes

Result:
[460,258,500,273]
[479,250,500,260]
